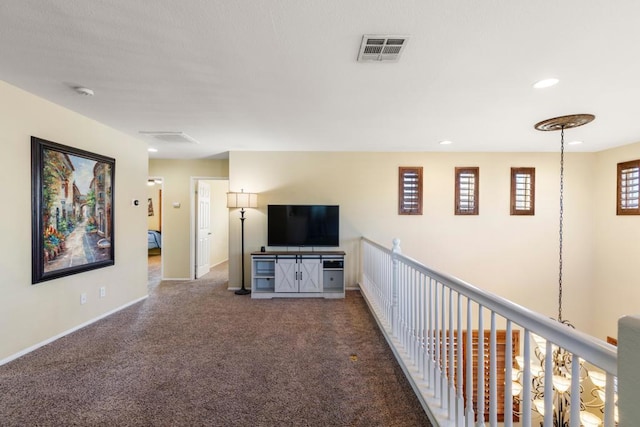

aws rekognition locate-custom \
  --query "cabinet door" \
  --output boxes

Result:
[299,258,322,292]
[275,258,298,292]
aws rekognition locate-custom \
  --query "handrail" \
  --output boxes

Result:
[361,237,617,374]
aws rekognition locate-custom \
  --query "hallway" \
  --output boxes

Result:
[148,252,161,290]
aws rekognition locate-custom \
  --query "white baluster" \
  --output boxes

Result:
[427,277,434,388]
[543,340,553,427]
[457,292,465,426]
[466,300,475,427]
[407,268,412,360]
[419,274,427,380]
[406,266,412,359]
[504,320,513,427]
[441,282,447,411]
[569,352,580,427]
[404,266,409,353]
[477,305,485,426]
[391,240,400,338]
[402,265,406,348]
[449,287,455,420]
[522,330,532,427]
[489,312,497,425]
[412,269,418,364]
[604,372,615,427]
[397,263,402,344]
[386,252,392,326]
[434,280,441,400]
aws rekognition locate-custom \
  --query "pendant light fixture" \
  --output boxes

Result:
[511,114,604,426]
[534,113,595,323]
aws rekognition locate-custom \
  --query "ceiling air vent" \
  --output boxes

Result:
[139,131,200,144]
[357,35,409,62]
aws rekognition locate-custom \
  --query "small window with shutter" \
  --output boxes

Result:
[510,167,535,215]
[617,160,640,215]
[398,166,423,215]
[455,167,479,215]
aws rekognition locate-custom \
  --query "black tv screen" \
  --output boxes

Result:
[268,205,339,247]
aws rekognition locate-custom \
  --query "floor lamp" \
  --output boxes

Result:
[227,190,258,295]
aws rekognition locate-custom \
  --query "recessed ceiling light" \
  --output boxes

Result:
[533,78,559,89]
[148,148,158,152]
[74,86,94,96]
[439,140,453,145]
[568,140,583,145]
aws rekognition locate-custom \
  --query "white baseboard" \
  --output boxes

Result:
[211,259,229,268]
[0,295,148,366]
[162,277,191,281]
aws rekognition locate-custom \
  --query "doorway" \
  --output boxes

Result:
[191,178,229,280]
[147,177,163,289]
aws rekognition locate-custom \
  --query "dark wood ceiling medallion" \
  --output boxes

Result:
[534,114,595,131]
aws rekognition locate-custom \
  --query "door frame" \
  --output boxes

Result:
[189,176,229,279]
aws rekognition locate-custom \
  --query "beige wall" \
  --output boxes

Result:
[148,160,229,279]
[0,81,148,362]
[147,183,161,231]
[593,141,640,339]
[229,151,598,332]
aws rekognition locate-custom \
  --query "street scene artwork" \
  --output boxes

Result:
[32,137,115,283]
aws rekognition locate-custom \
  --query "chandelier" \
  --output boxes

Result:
[507,114,617,426]
[511,334,616,426]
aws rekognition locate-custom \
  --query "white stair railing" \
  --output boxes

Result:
[360,237,618,427]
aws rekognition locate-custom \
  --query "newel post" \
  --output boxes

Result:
[618,315,640,426]
[391,238,401,338]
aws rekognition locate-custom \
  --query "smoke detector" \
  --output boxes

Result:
[357,35,410,62]
[139,131,200,144]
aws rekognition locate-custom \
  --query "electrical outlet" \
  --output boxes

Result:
[80,293,87,304]
[99,286,106,298]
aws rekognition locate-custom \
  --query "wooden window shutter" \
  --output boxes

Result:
[438,329,520,423]
[462,330,520,422]
[510,167,535,215]
[455,167,479,215]
[617,160,640,215]
[398,167,423,215]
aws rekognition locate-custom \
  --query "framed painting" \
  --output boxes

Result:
[31,136,115,284]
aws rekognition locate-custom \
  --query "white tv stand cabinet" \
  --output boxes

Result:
[250,251,345,299]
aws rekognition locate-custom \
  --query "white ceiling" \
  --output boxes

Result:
[1,1,640,159]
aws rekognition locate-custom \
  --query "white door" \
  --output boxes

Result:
[275,258,298,292]
[196,180,211,278]
[299,258,322,292]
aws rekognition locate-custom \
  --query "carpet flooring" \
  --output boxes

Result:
[0,260,432,426]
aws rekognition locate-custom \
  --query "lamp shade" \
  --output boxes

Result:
[227,191,258,209]
[580,411,603,426]
[588,370,607,388]
[552,375,571,393]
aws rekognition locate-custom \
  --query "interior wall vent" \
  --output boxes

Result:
[139,131,200,144]
[357,35,409,62]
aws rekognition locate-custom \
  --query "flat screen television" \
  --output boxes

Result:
[268,205,339,247]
